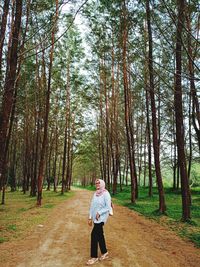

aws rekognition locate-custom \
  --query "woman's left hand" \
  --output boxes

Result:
[96,212,100,220]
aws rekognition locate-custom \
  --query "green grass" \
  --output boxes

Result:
[0,189,74,244]
[112,186,200,247]
[75,184,96,191]
[7,224,17,231]
[0,237,8,243]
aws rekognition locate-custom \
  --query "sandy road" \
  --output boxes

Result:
[1,189,200,267]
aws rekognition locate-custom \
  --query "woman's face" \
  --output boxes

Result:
[95,180,100,190]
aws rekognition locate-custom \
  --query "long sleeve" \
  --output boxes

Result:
[89,195,94,219]
[98,192,111,216]
[89,191,111,224]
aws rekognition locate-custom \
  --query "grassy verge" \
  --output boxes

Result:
[0,189,73,244]
[112,186,200,247]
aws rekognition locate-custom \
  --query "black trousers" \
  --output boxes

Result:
[91,222,107,258]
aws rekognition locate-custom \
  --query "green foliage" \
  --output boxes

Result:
[190,163,200,186]
[187,232,200,247]
[73,130,100,183]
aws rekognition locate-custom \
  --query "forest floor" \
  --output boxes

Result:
[0,188,200,267]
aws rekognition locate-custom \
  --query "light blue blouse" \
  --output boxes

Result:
[89,191,111,224]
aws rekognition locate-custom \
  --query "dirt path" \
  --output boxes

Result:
[1,189,200,267]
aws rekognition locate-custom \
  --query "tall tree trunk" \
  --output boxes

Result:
[53,108,59,192]
[176,161,180,190]
[115,63,121,192]
[46,131,53,191]
[143,129,147,187]
[186,6,200,154]
[111,35,116,194]
[0,0,22,189]
[98,121,103,180]
[128,66,138,198]
[67,113,75,191]
[31,107,40,197]
[30,38,41,198]
[173,113,177,190]
[99,62,106,182]
[187,85,192,180]
[37,0,58,205]
[62,60,70,194]
[122,1,136,203]
[1,0,30,199]
[10,128,17,192]
[174,0,191,221]
[62,123,68,193]
[103,56,111,190]
[66,107,71,191]
[144,18,153,196]
[138,113,144,187]
[0,0,10,80]
[146,0,166,212]
[111,36,120,195]
[23,86,30,194]
[37,49,47,204]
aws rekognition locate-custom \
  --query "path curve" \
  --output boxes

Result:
[1,189,200,267]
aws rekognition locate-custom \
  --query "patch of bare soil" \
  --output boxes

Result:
[0,189,200,267]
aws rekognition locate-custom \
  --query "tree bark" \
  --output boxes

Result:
[144,18,153,196]
[66,97,71,191]
[173,113,177,190]
[146,0,166,212]
[186,6,200,154]
[103,55,111,190]
[122,1,136,203]
[174,0,191,221]
[99,61,106,182]
[0,0,22,189]
[37,0,58,205]
[53,97,59,192]
[0,0,10,79]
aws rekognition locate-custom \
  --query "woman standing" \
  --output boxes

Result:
[86,179,111,265]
